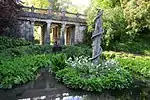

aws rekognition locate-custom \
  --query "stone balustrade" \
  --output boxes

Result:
[20,5,87,23]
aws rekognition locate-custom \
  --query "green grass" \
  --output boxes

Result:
[112,38,150,56]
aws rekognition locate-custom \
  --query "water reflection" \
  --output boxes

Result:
[17,87,150,100]
[2,71,150,100]
[18,95,83,100]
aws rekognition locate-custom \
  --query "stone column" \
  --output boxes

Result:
[75,24,80,44]
[53,25,57,42]
[57,26,61,45]
[44,21,51,44]
[70,27,75,45]
[30,21,35,42]
[66,27,71,45]
[60,22,66,45]
[64,27,67,45]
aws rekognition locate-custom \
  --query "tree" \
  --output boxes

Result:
[86,0,150,49]
[22,0,50,8]
[22,0,82,13]
[123,0,150,36]
[0,0,21,36]
[86,0,127,49]
[22,0,70,10]
[87,0,123,31]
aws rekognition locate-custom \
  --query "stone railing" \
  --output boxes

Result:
[20,6,86,20]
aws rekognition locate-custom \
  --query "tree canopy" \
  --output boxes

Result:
[123,0,150,35]
[22,0,79,12]
[86,0,150,49]
[0,0,21,35]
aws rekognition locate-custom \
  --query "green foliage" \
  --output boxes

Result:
[86,0,150,49]
[50,54,67,72]
[0,45,91,62]
[112,40,150,56]
[123,0,150,35]
[23,0,50,8]
[87,1,127,49]
[102,51,150,78]
[102,7,127,49]
[23,0,78,12]
[0,54,51,88]
[62,46,92,58]
[87,0,122,32]
[102,51,136,60]
[56,56,132,92]
[0,45,52,62]
[0,36,31,50]
[82,29,92,46]
[0,0,21,35]
[117,57,150,78]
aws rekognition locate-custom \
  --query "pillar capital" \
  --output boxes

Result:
[30,19,35,23]
[30,21,35,26]
[46,20,52,24]
[75,23,80,27]
[61,21,66,26]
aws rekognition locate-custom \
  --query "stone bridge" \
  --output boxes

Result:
[18,6,87,45]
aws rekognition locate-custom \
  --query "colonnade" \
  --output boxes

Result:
[30,21,81,45]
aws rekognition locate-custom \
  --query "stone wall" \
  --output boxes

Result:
[17,20,34,41]
[75,25,87,44]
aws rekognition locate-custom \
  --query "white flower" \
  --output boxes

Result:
[116,68,120,71]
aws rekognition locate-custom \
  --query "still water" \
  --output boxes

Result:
[1,70,150,100]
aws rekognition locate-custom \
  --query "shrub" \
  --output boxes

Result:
[87,6,128,50]
[117,57,150,78]
[0,45,53,62]
[0,45,91,62]
[0,36,31,50]
[102,51,150,78]
[62,46,92,58]
[102,7,127,50]
[102,51,136,60]
[0,54,51,88]
[50,54,67,72]
[112,39,150,56]
[56,56,133,92]
[0,0,21,35]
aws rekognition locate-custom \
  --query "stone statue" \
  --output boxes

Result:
[91,9,104,64]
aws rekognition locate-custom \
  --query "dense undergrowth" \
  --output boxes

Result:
[0,45,53,62]
[0,36,31,50]
[0,54,51,88]
[112,38,150,56]
[0,36,150,92]
[54,56,132,92]
[102,51,150,78]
